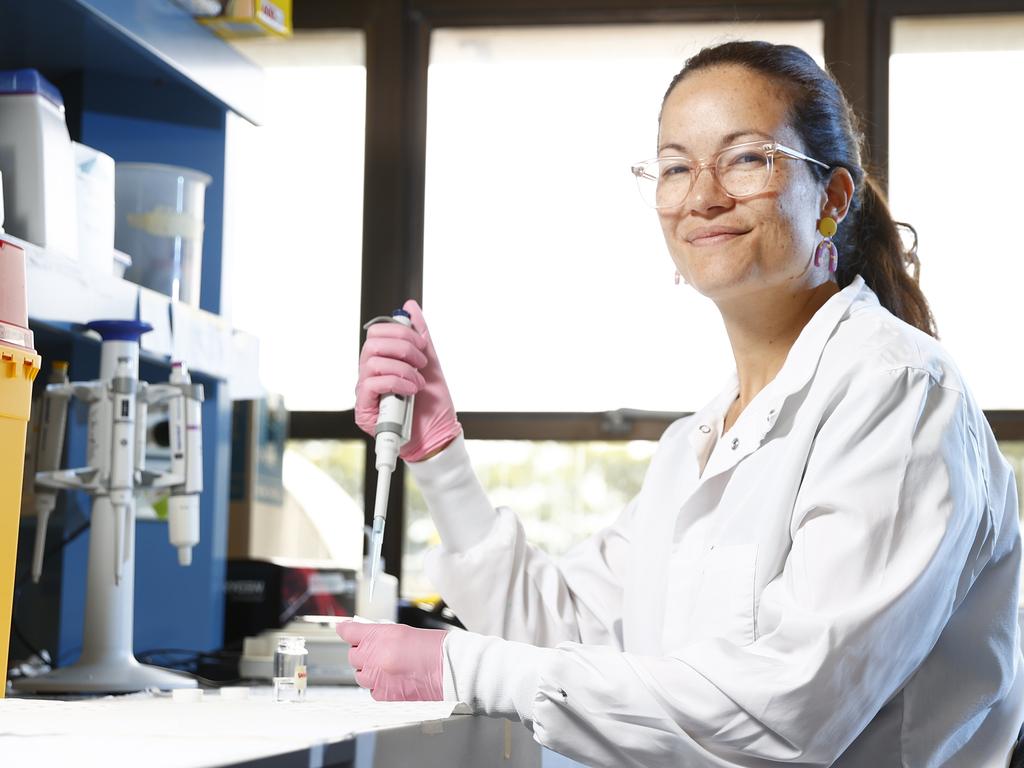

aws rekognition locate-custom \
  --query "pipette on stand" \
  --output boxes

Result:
[31,361,71,583]
[364,309,415,600]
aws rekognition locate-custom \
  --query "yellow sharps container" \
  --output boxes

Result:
[0,238,40,697]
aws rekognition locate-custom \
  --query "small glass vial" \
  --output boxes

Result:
[273,636,308,703]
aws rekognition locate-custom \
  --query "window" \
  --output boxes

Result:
[402,439,658,598]
[423,22,824,413]
[287,438,366,512]
[1001,442,1024,518]
[998,441,1024,598]
[225,31,366,410]
[285,438,365,567]
[889,14,1024,408]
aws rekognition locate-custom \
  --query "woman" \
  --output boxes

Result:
[340,41,1024,766]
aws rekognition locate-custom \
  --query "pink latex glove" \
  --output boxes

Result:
[336,621,448,701]
[355,299,462,462]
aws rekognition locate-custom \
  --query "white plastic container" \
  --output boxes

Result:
[356,557,398,622]
[0,69,79,258]
[73,142,116,275]
[114,163,211,306]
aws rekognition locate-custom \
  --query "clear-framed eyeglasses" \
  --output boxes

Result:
[631,141,831,210]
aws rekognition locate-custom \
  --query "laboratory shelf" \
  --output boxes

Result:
[5,232,261,395]
[0,0,263,125]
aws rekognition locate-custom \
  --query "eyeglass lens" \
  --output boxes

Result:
[638,145,772,208]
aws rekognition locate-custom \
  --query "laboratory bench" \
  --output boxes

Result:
[0,685,568,767]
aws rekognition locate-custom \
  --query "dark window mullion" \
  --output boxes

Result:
[358,0,432,587]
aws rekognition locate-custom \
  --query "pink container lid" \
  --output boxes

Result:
[0,239,32,349]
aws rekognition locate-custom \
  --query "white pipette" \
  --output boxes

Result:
[364,309,415,599]
[31,361,71,583]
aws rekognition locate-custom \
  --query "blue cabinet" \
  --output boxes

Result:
[0,0,261,666]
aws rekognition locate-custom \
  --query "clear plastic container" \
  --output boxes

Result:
[114,163,211,306]
[273,635,308,703]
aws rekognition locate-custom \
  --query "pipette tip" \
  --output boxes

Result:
[367,520,384,604]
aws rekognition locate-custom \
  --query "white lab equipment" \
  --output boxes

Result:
[0,69,78,258]
[239,618,356,685]
[358,552,398,623]
[363,309,415,599]
[29,360,70,583]
[14,319,205,693]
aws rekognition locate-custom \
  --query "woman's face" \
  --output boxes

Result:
[657,65,830,302]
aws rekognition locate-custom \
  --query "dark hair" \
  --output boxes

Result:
[663,41,936,337]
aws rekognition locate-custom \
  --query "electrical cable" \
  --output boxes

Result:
[8,520,90,670]
[7,519,246,685]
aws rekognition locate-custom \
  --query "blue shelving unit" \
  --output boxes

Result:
[0,0,262,666]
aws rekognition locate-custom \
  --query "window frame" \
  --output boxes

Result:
[289,0,1024,589]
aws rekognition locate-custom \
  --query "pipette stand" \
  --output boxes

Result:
[14,320,204,694]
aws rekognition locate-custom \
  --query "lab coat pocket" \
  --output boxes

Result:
[691,543,758,647]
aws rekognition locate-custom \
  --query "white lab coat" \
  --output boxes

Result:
[408,276,1024,767]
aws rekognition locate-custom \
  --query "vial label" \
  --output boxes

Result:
[273,636,308,702]
[274,675,299,703]
[273,667,309,702]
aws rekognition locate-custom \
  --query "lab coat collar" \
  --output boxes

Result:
[767,274,868,401]
[687,374,740,473]
[692,275,869,478]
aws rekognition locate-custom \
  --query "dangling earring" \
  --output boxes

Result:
[674,270,681,285]
[814,213,839,273]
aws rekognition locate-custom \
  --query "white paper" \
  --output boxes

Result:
[227,329,263,400]
[171,303,231,378]
[139,288,173,356]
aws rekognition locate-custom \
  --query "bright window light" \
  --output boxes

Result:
[424,22,823,412]
[224,31,366,410]
[890,15,1024,408]
[402,439,658,598]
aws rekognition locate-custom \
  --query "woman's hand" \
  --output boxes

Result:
[354,299,462,462]
[336,620,448,701]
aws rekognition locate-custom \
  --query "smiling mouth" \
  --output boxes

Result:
[688,231,748,247]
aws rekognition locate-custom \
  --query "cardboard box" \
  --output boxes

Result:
[199,0,292,39]
[228,396,286,559]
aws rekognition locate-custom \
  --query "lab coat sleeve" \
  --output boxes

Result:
[407,434,637,648]
[442,366,1007,767]
[406,433,500,553]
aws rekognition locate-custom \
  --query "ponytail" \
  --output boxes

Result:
[835,174,936,337]
[664,41,937,338]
